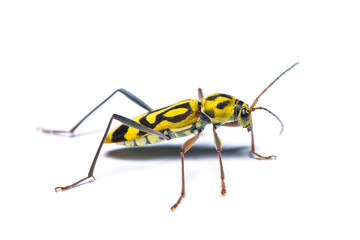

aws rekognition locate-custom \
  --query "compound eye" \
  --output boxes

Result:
[241,108,250,121]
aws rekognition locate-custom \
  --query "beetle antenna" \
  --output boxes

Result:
[252,107,284,135]
[250,62,299,110]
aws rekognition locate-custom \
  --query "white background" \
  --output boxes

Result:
[1,1,359,239]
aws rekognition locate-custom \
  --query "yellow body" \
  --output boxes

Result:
[105,94,252,147]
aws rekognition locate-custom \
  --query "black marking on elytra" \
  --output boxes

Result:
[138,102,195,129]
[216,100,231,109]
[111,125,129,142]
[206,94,233,101]
[165,108,191,122]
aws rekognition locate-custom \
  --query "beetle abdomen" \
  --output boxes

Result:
[117,121,200,147]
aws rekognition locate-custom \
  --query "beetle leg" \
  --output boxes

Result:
[39,88,152,136]
[198,88,204,101]
[55,113,169,192]
[170,131,202,211]
[223,122,276,160]
[213,125,226,196]
[222,121,241,127]
[250,130,276,160]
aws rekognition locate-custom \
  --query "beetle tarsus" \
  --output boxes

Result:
[251,152,277,160]
[38,127,74,136]
[221,180,226,196]
[55,176,95,193]
[170,194,185,211]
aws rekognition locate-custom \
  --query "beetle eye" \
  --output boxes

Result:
[241,108,250,121]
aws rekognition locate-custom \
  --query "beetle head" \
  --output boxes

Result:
[236,102,253,131]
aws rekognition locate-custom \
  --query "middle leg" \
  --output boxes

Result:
[170,131,202,211]
[198,88,204,101]
[213,125,226,196]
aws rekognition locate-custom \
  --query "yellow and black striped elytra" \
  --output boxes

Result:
[105,99,204,146]
[40,62,298,211]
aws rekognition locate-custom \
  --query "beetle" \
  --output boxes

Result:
[40,62,298,210]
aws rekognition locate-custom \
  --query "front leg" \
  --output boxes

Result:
[250,130,276,160]
[223,121,276,160]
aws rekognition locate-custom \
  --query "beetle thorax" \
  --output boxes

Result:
[201,94,238,124]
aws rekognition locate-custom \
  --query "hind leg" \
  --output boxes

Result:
[39,88,152,136]
[55,113,169,192]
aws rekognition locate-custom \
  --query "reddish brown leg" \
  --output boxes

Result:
[250,130,276,160]
[55,113,169,192]
[223,121,275,160]
[54,114,117,192]
[170,132,202,211]
[198,88,204,101]
[213,125,226,196]
[222,121,241,127]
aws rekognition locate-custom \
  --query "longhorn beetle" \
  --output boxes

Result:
[40,63,298,210]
